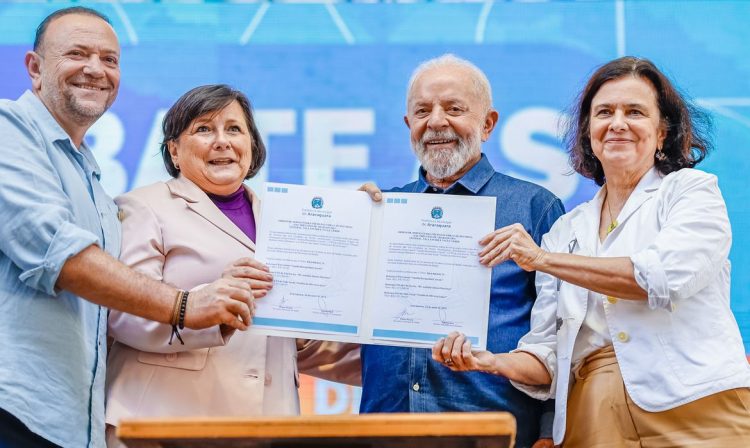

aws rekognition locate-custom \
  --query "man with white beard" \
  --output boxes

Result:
[359,54,564,448]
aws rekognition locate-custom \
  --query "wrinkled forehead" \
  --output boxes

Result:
[407,66,486,109]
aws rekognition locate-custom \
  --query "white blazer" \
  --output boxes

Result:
[513,167,750,444]
[106,176,359,426]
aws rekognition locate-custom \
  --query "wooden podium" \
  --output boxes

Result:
[117,412,516,448]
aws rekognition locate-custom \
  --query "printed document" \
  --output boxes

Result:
[252,183,495,349]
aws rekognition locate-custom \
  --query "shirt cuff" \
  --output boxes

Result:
[18,220,99,295]
[509,347,556,400]
[630,249,671,311]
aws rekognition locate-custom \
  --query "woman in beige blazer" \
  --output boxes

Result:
[105,85,359,446]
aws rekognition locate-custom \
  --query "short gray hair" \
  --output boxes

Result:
[406,54,493,113]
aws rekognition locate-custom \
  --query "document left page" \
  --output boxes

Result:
[252,183,373,338]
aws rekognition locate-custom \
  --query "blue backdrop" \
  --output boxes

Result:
[1,1,748,352]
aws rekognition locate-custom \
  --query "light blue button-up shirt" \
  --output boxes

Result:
[0,91,120,447]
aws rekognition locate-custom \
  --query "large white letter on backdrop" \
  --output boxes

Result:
[246,109,297,191]
[304,109,374,188]
[500,107,577,202]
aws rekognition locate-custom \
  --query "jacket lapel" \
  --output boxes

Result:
[570,188,605,256]
[167,176,256,251]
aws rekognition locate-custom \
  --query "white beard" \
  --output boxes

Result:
[412,128,482,180]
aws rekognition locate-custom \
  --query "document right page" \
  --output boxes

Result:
[367,193,496,350]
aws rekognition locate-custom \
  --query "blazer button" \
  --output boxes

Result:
[607,296,618,304]
[617,331,630,343]
[165,353,177,362]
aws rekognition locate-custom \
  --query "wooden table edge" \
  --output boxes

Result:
[117,412,516,439]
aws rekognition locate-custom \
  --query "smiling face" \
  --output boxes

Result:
[589,75,666,179]
[168,100,254,196]
[405,65,497,181]
[26,13,120,140]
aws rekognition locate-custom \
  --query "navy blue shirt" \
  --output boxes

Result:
[360,154,564,448]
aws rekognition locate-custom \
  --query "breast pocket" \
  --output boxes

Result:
[137,348,210,371]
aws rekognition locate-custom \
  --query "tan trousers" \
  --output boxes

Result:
[564,345,750,448]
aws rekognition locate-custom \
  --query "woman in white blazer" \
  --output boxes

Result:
[105,85,359,446]
[432,57,750,447]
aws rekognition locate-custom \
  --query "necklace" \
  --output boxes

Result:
[605,191,618,234]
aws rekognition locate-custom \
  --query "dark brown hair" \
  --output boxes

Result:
[160,84,266,179]
[565,56,712,186]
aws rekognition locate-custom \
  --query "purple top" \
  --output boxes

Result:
[207,186,256,243]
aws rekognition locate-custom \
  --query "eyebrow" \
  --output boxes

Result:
[593,102,648,109]
[410,98,467,108]
[192,117,244,126]
[439,97,466,106]
[65,43,120,56]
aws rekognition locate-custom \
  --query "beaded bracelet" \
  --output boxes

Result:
[169,290,182,326]
[169,290,189,345]
[178,290,189,330]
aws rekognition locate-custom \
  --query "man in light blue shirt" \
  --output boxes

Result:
[0,7,256,447]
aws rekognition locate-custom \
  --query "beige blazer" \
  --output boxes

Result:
[105,176,359,426]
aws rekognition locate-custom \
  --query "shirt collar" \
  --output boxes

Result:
[19,90,102,179]
[415,153,495,194]
[632,165,664,193]
[19,90,71,144]
[78,143,103,180]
